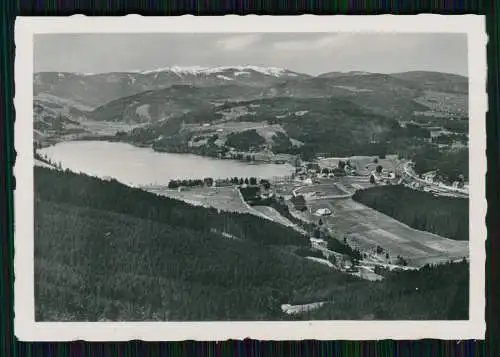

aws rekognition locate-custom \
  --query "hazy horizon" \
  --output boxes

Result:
[33,67,469,78]
[34,33,468,77]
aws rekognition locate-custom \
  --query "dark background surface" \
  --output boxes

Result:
[0,0,497,356]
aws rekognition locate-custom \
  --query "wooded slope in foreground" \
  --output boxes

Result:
[35,167,468,321]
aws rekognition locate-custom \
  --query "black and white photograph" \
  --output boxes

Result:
[14,15,486,341]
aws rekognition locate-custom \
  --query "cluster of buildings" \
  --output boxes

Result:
[422,171,469,192]
[293,159,358,183]
[421,171,466,189]
[369,169,398,185]
[402,170,469,197]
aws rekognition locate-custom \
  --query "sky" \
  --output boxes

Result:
[34,33,468,76]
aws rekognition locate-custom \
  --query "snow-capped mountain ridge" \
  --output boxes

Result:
[138,65,296,77]
[34,66,306,108]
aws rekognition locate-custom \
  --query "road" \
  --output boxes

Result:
[402,162,469,198]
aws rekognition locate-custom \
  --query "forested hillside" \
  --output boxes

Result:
[303,260,468,320]
[35,167,469,321]
[122,96,398,160]
[353,185,469,241]
[35,168,306,247]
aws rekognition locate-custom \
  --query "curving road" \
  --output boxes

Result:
[402,162,468,198]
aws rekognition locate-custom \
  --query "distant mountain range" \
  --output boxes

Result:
[34,66,467,109]
[34,66,310,108]
[33,66,469,158]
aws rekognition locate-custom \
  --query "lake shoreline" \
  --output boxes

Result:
[37,140,296,187]
[39,133,300,166]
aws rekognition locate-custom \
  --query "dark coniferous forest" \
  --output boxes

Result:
[353,185,469,241]
[35,167,469,321]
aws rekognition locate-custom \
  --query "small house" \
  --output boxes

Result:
[315,208,332,216]
[310,237,328,249]
[369,172,383,184]
[342,255,354,269]
[422,171,437,183]
[452,181,465,189]
[303,178,313,185]
[260,191,274,199]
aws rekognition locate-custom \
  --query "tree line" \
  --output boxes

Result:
[353,185,469,241]
[168,177,266,189]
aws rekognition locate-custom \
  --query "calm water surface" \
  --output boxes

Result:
[39,141,295,186]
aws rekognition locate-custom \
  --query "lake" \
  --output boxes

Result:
[38,141,295,186]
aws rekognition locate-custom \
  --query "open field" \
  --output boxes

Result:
[306,197,468,267]
[317,155,401,176]
[294,182,351,198]
[188,121,290,147]
[190,121,280,134]
[294,176,379,196]
[78,119,146,135]
[146,185,310,235]
[147,184,309,232]
[413,91,468,116]
[337,176,376,191]
[145,186,256,214]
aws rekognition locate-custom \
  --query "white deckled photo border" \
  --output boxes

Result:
[14,15,487,341]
